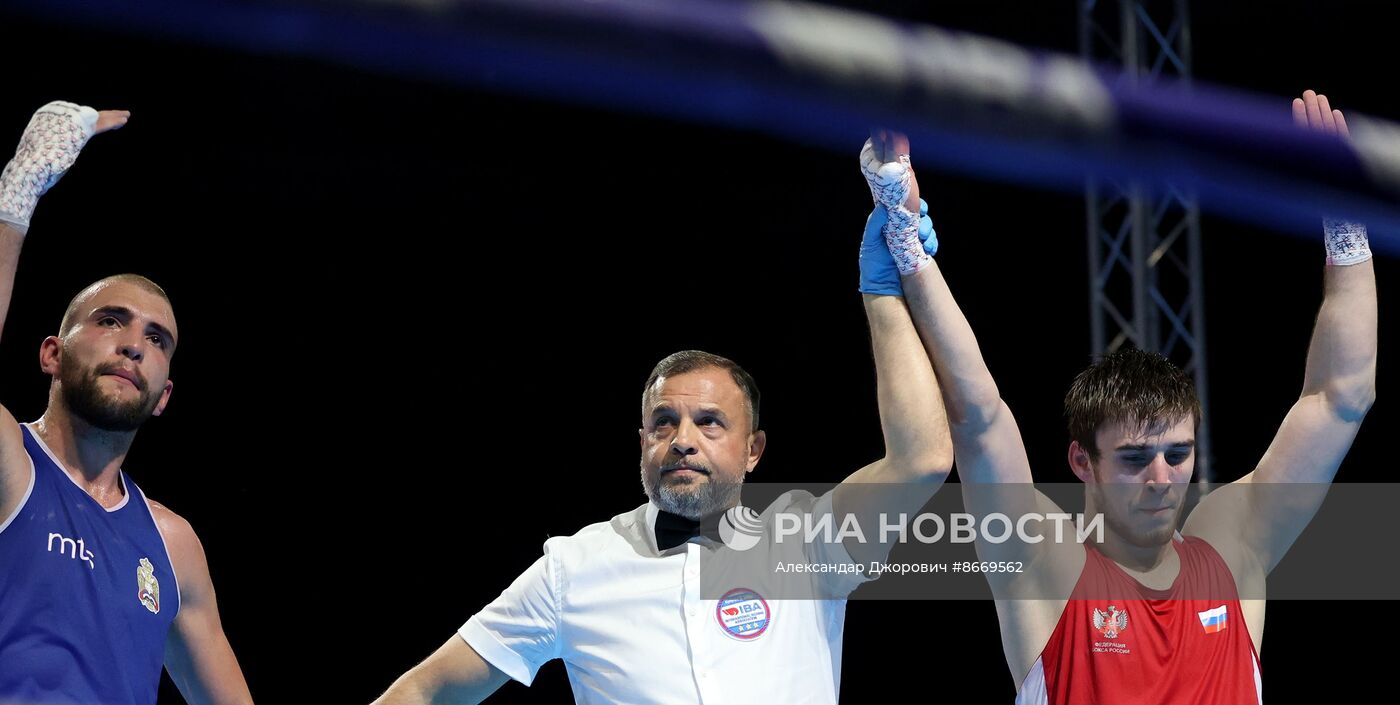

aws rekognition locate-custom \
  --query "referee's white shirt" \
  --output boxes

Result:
[459,490,871,704]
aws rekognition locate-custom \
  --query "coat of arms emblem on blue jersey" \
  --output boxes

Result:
[137,557,161,614]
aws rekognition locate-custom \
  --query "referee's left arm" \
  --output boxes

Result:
[371,636,509,705]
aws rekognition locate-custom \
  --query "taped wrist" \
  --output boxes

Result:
[882,196,930,275]
[860,141,932,275]
[0,101,100,233]
[1323,218,1371,266]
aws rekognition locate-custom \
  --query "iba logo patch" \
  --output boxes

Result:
[716,587,771,641]
[137,557,161,614]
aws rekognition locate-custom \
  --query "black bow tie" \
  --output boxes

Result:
[655,509,723,551]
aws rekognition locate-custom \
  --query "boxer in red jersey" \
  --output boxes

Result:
[872,90,1374,703]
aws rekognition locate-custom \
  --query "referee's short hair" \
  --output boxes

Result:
[643,350,761,432]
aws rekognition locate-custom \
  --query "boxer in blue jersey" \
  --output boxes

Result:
[0,103,255,705]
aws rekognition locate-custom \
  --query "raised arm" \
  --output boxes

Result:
[861,134,1072,574]
[0,103,128,339]
[0,103,128,527]
[903,235,1082,575]
[852,136,1033,484]
[878,133,1087,687]
[834,132,955,567]
[1186,90,1376,573]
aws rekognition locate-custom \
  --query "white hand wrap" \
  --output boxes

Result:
[1323,218,1371,266]
[860,139,931,276]
[0,101,100,233]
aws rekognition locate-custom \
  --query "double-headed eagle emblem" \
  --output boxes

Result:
[1092,605,1128,639]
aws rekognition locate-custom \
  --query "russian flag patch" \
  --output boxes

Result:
[1197,605,1228,634]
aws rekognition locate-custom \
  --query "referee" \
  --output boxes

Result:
[371,142,953,704]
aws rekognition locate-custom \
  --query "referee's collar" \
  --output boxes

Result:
[645,502,695,553]
[645,501,735,553]
[644,502,661,552]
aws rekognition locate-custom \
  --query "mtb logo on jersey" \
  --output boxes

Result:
[137,557,161,614]
[47,531,95,569]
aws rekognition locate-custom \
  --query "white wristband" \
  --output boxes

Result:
[1323,218,1371,266]
[0,101,100,233]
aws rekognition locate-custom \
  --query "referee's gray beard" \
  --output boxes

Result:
[641,465,743,520]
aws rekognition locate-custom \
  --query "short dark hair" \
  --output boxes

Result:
[1064,348,1200,459]
[642,350,761,432]
[59,274,173,337]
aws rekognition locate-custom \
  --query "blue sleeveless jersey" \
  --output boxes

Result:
[0,424,179,705]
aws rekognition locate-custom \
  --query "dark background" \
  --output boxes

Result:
[0,0,1394,701]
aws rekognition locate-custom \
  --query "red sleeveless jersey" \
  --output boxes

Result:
[1017,535,1262,704]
